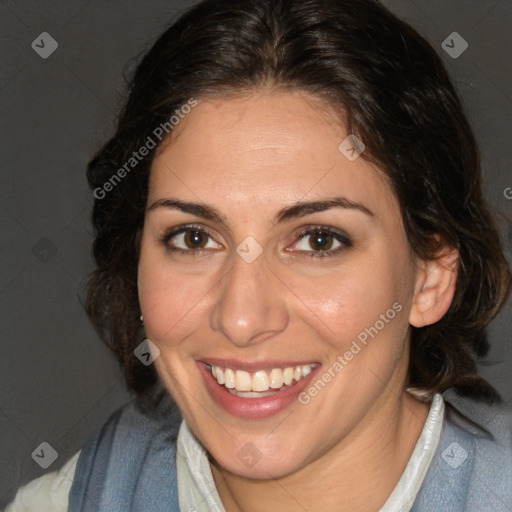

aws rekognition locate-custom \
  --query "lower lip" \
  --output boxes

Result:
[198,363,320,419]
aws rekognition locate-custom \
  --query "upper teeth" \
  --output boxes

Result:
[210,364,315,392]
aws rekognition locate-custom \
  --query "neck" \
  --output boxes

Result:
[210,391,430,512]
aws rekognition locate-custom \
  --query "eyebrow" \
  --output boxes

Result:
[146,196,375,227]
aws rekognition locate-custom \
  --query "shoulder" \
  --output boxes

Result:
[412,390,512,512]
[4,450,81,512]
[4,389,182,512]
[442,389,512,453]
[68,389,182,510]
[76,388,182,463]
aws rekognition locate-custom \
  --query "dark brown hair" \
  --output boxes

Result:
[85,0,511,405]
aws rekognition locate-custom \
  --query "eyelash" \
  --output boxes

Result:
[160,223,352,259]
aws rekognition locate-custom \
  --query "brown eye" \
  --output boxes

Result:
[183,229,208,249]
[290,226,352,259]
[162,225,222,253]
[308,231,334,251]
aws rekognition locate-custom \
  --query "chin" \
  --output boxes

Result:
[211,447,307,480]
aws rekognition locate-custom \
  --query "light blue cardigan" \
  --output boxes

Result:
[68,389,512,511]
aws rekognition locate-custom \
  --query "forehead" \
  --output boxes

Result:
[148,91,397,218]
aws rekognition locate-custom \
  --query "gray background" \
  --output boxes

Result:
[1,0,511,506]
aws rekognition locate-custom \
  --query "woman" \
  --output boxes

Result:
[6,0,512,510]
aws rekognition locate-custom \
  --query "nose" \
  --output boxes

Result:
[209,251,289,347]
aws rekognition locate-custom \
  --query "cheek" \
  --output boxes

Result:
[287,252,412,360]
[291,263,396,333]
[137,250,213,345]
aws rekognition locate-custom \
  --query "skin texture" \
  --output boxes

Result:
[138,90,458,511]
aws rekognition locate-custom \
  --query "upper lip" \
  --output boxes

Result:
[199,358,320,372]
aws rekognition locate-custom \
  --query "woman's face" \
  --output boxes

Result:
[138,90,421,478]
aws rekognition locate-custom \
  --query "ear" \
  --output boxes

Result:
[409,245,459,328]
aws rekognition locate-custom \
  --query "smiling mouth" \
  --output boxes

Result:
[207,363,318,398]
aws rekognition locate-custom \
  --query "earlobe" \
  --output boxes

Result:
[409,248,459,328]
